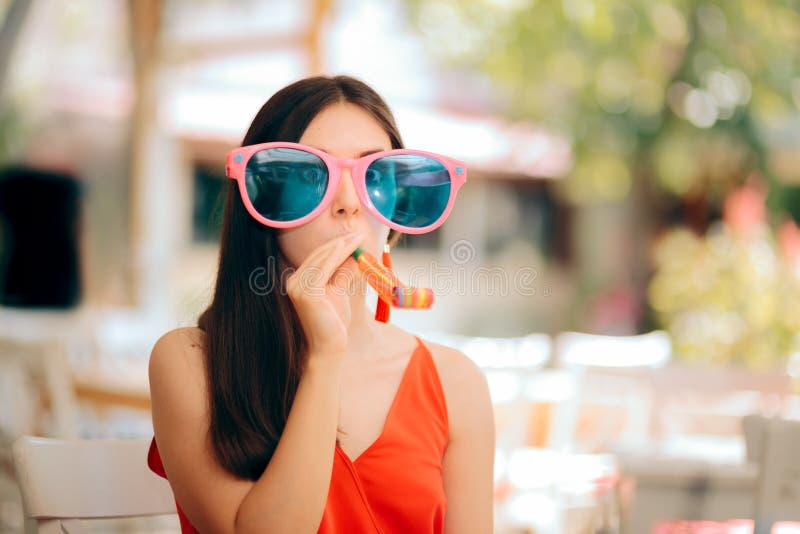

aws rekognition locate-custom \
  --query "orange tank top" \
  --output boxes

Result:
[147,335,449,533]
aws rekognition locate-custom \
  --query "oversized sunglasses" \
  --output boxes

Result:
[225,142,467,234]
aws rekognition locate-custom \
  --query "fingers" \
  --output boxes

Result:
[316,233,363,282]
[294,232,358,273]
[287,233,363,298]
[317,235,363,288]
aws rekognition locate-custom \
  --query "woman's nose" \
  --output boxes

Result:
[330,168,361,218]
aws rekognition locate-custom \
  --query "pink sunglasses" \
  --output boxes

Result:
[225,142,467,234]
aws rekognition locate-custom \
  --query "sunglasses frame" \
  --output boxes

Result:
[225,141,467,234]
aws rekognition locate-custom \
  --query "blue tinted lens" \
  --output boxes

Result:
[366,154,451,229]
[244,148,328,222]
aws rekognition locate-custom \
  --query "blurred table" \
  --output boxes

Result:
[617,435,758,533]
[0,306,153,426]
[0,306,91,438]
[73,373,151,411]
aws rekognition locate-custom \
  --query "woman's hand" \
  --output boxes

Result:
[286,232,364,361]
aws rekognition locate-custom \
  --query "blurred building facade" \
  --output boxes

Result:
[1,0,585,339]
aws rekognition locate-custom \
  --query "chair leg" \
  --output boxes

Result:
[39,343,79,439]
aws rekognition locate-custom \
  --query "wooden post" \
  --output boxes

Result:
[306,0,332,74]
[127,0,162,308]
[0,0,33,98]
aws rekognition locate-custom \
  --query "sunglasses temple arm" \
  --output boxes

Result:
[225,152,239,180]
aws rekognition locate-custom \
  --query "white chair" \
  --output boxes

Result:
[0,337,80,442]
[744,416,800,534]
[12,436,176,534]
[0,312,87,534]
[635,416,800,534]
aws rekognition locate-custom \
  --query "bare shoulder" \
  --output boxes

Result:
[382,322,489,399]
[148,326,254,533]
[418,337,494,439]
[148,326,208,416]
[151,326,206,357]
[425,341,496,530]
[422,339,486,390]
[149,327,206,372]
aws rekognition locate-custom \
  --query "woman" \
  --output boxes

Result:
[147,75,495,533]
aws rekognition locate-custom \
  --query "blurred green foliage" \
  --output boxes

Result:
[405,0,800,213]
[649,223,800,366]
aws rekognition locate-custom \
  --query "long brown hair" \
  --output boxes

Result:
[198,75,404,480]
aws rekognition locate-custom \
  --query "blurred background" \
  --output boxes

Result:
[0,0,799,532]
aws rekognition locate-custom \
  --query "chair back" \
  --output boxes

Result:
[750,417,800,534]
[12,436,175,534]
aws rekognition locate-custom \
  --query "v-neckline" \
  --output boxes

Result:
[336,335,423,465]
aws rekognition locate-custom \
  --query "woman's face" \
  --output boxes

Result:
[276,102,393,273]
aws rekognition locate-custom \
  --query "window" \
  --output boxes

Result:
[486,179,571,264]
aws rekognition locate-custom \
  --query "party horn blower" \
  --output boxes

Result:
[351,246,434,309]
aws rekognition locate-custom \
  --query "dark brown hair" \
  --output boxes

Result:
[198,75,404,479]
